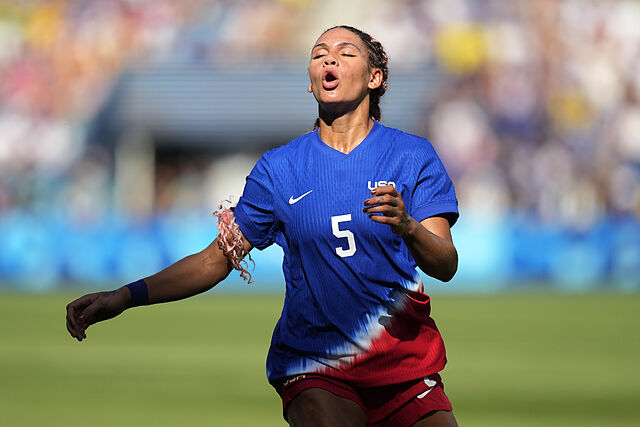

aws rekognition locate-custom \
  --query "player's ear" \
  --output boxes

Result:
[308,82,313,93]
[368,68,383,90]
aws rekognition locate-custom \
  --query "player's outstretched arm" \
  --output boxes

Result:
[66,235,253,341]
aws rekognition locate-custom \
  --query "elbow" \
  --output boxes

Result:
[437,247,458,283]
[201,249,232,288]
[439,269,456,283]
[437,267,456,283]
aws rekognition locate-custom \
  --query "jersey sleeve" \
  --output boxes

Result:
[410,141,459,226]
[233,155,278,250]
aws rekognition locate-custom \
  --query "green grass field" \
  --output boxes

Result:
[1,291,638,426]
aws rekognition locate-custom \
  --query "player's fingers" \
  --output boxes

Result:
[66,316,83,341]
[66,314,77,339]
[68,293,98,312]
[364,194,397,207]
[384,186,401,198]
[363,205,397,216]
[370,185,399,197]
[371,186,405,210]
[66,309,79,337]
[370,184,393,194]
[66,294,95,332]
[66,303,81,336]
[380,195,398,206]
[67,308,88,341]
[79,302,101,329]
[367,213,391,224]
[382,187,404,207]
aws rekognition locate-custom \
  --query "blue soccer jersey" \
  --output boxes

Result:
[234,121,458,386]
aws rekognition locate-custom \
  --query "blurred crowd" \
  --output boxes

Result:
[0,0,188,218]
[421,0,640,231]
[1,0,639,227]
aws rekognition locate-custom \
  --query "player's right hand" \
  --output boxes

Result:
[66,287,130,342]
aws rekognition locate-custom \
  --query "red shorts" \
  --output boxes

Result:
[277,373,452,427]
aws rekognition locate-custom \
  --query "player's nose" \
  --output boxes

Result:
[323,55,338,66]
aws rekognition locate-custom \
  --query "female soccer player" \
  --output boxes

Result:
[66,26,460,427]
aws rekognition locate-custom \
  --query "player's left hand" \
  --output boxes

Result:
[363,185,412,237]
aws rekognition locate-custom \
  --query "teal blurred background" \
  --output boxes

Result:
[0,0,639,291]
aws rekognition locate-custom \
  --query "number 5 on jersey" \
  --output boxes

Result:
[331,214,356,257]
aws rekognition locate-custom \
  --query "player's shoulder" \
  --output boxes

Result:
[377,123,438,156]
[260,131,315,163]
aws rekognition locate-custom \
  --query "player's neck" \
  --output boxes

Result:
[317,106,373,154]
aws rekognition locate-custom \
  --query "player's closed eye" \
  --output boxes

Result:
[312,49,327,59]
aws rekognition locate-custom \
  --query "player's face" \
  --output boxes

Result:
[308,28,381,110]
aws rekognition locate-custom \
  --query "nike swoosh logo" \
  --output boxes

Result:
[417,388,433,399]
[289,190,313,205]
[417,377,437,399]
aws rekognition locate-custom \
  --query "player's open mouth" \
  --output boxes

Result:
[322,70,339,90]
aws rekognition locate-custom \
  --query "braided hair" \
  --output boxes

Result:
[313,26,389,130]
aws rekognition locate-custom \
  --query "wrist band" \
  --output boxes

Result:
[125,279,149,307]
